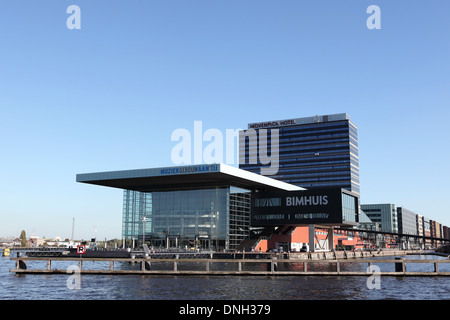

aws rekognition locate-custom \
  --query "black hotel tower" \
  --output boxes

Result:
[239,113,360,196]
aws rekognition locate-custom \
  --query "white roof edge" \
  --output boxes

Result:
[77,163,305,191]
[219,164,304,191]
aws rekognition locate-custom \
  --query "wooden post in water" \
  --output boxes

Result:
[271,257,278,273]
[394,257,405,273]
[17,259,27,270]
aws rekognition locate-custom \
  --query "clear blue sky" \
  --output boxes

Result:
[1,1,449,240]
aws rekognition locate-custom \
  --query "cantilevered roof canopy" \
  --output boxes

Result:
[76,163,304,192]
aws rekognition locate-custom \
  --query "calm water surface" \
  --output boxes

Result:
[1,255,449,300]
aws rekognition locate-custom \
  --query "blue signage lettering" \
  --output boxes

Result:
[160,168,180,175]
[160,165,219,175]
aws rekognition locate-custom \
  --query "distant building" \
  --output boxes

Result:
[423,217,432,247]
[360,204,398,233]
[417,215,424,237]
[444,226,450,241]
[0,237,20,247]
[28,236,44,247]
[431,220,443,246]
[397,207,418,235]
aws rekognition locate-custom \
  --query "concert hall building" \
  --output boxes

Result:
[77,163,359,251]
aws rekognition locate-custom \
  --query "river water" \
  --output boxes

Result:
[1,255,449,300]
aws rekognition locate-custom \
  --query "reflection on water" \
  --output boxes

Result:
[1,255,449,300]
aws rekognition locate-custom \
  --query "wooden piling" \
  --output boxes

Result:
[8,256,450,277]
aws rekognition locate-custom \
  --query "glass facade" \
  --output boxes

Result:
[360,204,398,233]
[122,191,152,241]
[122,186,251,251]
[240,114,360,196]
[229,187,252,250]
[341,193,357,223]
